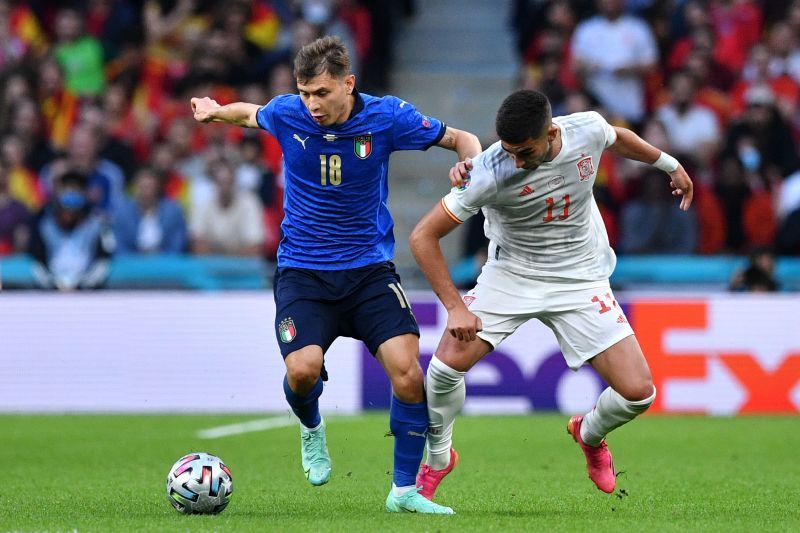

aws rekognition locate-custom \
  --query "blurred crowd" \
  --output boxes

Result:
[513,0,800,263]
[1,0,798,291]
[0,0,406,288]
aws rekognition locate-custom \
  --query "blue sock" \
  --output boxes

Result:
[389,395,428,488]
[283,375,322,428]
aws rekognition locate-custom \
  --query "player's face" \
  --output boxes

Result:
[501,124,557,170]
[297,72,356,127]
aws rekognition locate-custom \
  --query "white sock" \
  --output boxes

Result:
[391,483,415,497]
[581,387,656,447]
[425,355,466,470]
[301,418,324,433]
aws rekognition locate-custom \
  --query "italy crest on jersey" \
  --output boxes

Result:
[354,135,372,159]
[577,156,595,181]
[278,317,296,343]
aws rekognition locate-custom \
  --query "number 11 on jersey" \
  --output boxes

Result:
[543,194,570,222]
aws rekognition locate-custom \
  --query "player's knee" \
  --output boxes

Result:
[285,359,321,390]
[389,364,424,401]
[620,379,656,404]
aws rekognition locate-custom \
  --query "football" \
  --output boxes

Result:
[166,452,233,514]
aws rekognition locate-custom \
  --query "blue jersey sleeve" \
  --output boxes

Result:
[390,96,446,151]
[255,97,279,135]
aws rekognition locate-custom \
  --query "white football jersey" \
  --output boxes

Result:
[442,111,618,282]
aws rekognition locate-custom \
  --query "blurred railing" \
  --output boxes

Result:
[1,254,799,291]
[0,254,270,290]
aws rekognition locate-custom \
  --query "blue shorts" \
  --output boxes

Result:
[273,261,419,359]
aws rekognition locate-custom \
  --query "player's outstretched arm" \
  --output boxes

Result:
[436,126,482,187]
[190,97,260,128]
[409,203,483,341]
[608,126,694,211]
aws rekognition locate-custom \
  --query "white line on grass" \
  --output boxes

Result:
[197,415,362,439]
[197,416,297,439]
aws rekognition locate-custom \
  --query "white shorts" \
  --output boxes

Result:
[466,261,634,370]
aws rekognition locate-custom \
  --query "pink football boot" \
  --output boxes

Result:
[416,448,459,500]
[567,415,616,493]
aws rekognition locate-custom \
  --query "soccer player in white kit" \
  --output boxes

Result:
[409,90,694,503]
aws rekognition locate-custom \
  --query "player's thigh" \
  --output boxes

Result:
[273,268,339,358]
[346,262,420,356]
[589,335,654,401]
[458,261,540,359]
[539,282,634,371]
[434,330,494,372]
[375,333,422,383]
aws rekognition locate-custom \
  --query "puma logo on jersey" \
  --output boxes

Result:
[518,184,535,196]
[407,430,427,438]
[293,134,309,149]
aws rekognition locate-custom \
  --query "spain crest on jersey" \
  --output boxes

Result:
[278,317,296,343]
[577,156,595,181]
[354,135,372,159]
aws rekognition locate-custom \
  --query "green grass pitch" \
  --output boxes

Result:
[2,414,798,532]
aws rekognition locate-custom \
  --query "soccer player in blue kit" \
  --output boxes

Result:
[191,36,481,514]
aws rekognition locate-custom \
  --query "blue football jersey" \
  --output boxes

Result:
[255,90,445,269]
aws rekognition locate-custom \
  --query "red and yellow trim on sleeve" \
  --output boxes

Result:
[440,198,464,224]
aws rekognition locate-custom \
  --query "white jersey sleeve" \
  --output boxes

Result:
[441,147,501,223]
[589,110,618,149]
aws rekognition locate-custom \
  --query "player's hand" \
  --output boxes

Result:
[449,157,473,188]
[190,96,221,123]
[668,164,694,211]
[446,305,483,342]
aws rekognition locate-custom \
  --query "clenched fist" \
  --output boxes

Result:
[190,96,221,123]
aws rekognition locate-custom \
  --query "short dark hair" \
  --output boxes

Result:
[495,90,552,144]
[59,170,88,189]
[293,36,351,83]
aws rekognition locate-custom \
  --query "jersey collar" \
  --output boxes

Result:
[346,87,365,121]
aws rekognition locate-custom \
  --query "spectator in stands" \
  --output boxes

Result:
[5,97,55,174]
[765,21,800,86]
[729,247,780,291]
[236,134,282,261]
[619,169,698,254]
[53,7,106,96]
[724,86,800,179]
[656,71,721,168]
[29,170,114,290]
[150,143,190,212]
[775,167,800,255]
[190,158,265,257]
[41,123,126,216]
[571,0,658,125]
[709,0,763,75]
[1,134,43,212]
[113,166,187,255]
[734,43,800,120]
[0,2,25,70]
[78,102,139,184]
[0,156,30,255]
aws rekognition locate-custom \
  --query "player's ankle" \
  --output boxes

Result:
[427,450,451,470]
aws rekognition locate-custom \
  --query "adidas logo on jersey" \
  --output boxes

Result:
[518,184,535,196]
[617,314,628,324]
